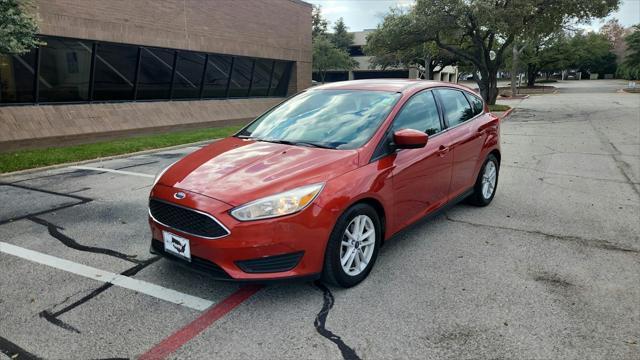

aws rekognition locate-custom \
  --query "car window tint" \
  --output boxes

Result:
[392,91,442,135]
[436,89,475,127]
[465,92,484,115]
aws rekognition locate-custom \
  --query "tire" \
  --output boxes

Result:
[321,203,382,288]
[467,154,500,206]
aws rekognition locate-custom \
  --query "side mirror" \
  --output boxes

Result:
[393,129,428,149]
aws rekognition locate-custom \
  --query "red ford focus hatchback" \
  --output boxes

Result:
[149,79,500,287]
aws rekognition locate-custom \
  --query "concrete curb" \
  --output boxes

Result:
[0,138,217,178]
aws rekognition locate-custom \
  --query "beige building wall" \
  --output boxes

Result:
[0,0,311,151]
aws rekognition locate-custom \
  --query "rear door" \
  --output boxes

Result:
[434,88,487,199]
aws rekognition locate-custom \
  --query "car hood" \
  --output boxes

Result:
[158,137,359,206]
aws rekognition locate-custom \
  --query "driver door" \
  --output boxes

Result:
[389,90,453,231]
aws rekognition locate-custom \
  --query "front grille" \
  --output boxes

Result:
[151,240,231,279]
[149,198,229,239]
[235,252,304,273]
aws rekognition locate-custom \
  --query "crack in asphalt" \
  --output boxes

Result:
[583,110,640,198]
[0,183,93,226]
[501,164,638,185]
[114,160,159,171]
[38,257,159,333]
[444,214,639,254]
[28,216,141,264]
[313,281,361,360]
[0,336,42,360]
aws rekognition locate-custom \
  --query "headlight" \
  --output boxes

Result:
[230,183,324,221]
[153,160,178,186]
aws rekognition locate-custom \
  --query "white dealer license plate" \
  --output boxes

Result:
[163,230,191,261]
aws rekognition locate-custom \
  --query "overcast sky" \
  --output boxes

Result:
[307,0,640,33]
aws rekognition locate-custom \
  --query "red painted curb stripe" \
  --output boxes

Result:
[139,285,263,360]
[501,108,514,119]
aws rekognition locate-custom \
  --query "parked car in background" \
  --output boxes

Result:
[148,79,501,287]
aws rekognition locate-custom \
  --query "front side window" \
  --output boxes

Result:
[392,91,442,136]
[238,90,401,149]
[436,89,475,127]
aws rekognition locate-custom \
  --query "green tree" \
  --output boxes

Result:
[409,0,618,104]
[516,32,570,86]
[312,5,328,40]
[313,36,354,83]
[0,0,42,55]
[365,8,456,80]
[567,31,617,76]
[330,17,354,50]
[615,25,640,80]
[623,25,640,68]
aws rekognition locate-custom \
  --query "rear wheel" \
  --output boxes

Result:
[322,204,381,288]
[467,154,499,206]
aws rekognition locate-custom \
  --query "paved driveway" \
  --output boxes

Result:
[1,80,638,359]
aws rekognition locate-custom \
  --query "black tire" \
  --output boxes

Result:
[467,154,500,206]
[321,203,382,288]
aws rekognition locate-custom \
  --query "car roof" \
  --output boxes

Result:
[310,79,472,94]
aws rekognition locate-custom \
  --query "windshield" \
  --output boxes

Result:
[237,90,401,149]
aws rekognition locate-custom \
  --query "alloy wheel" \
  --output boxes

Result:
[482,160,497,199]
[340,215,376,276]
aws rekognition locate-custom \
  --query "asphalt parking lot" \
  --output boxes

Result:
[1,80,638,360]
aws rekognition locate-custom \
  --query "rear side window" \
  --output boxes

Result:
[392,91,442,135]
[436,89,475,127]
[465,92,484,115]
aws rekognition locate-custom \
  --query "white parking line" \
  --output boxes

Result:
[0,242,213,311]
[69,165,155,178]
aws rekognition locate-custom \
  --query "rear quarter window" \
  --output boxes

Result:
[435,89,475,127]
[464,92,484,115]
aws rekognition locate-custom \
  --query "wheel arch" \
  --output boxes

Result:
[351,197,387,244]
[489,149,501,165]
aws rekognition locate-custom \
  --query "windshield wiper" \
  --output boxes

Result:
[258,138,335,149]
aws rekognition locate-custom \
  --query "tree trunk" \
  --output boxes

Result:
[511,46,518,97]
[478,68,499,105]
[527,64,537,87]
[424,54,431,80]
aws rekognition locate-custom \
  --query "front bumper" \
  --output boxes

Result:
[148,184,334,281]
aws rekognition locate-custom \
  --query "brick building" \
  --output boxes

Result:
[0,0,312,151]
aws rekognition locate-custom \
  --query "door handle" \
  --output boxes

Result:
[438,145,450,157]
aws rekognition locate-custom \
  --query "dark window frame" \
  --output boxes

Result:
[433,88,475,128]
[1,34,294,106]
[370,89,445,161]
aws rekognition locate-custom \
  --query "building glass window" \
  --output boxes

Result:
[202,55,232,98]
[93,43,138,101]
[38,37,93,102]
[172,51,206,99]
[137,47,174,100]
[0,35,294,105]
[270,61,291,96]
[0,50,37,103]
[249,59,273,97]
[228,57,253,98]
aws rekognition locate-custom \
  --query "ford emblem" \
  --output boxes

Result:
[174,191,186,200]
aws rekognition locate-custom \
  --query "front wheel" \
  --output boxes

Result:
[322,204,381,288]
[467,154,499,206]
